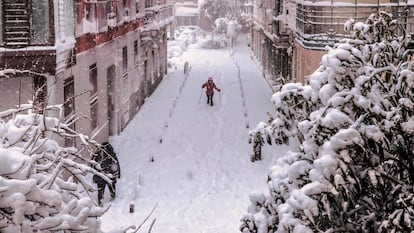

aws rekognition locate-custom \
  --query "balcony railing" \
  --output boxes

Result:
[143,4,174,26]
[74,0,173,37]
[296,3,414,49]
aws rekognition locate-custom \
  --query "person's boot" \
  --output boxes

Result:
[255,152,261,161]
[110,190,116,201]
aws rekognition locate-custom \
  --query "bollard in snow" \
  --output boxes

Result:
[129,202,135,213]
[184,61,189,75]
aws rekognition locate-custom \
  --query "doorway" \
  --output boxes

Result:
[107,65,116,135]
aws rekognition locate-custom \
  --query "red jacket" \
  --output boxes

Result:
[202,81,220,95]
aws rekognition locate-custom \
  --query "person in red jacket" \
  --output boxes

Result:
[202,77,221,106]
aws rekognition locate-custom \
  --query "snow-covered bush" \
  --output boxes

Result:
[213,17,241,43]
[241,12,414,232]
[215,18,229,34]
[0,103,105,232]
[198,34,228,49]
[168,26,206,58]
[227,19,241,41]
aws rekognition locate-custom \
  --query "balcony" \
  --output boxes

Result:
[143,4,174,26]
[74,1,173,37]
[140,4,174,39]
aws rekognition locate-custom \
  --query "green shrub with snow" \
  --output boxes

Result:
[241,12,414,232]
[0,103,105,232]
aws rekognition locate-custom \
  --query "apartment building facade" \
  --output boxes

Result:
[172,0,199,27]
[250,0,414,84]
[0,0,173,146]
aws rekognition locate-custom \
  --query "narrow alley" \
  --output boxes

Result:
[100,37,294,233]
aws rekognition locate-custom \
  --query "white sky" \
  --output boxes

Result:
[100,34,296,233]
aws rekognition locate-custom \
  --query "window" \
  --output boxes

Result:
[86,2,96,21]
[122,46,128,74]
[155,49,160,78]
[0,2,2,44]
[89,64,98,130]
[90,98,98,130]
[135,0,140,14]
[1,0,50,46]
[134,40,139,67]
[31,0,50,44]
[64,77,75,118]
[89,63,98,97]
[33,76,47,113]
[152,51,155,83]
[145,0,152,8]
[64,77,76,147]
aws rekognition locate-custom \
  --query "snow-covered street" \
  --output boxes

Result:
[2,2,413,231]
[100,36,294,233]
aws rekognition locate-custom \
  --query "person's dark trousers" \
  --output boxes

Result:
[207,93,214,106]
[97,181,116,205]
[254,151,261,161]
[97,182,106,206]
[109,179,117,199]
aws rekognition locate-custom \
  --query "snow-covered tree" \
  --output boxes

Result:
[0,102,107,232]
[199,0,231,22]
[241,12,414,232]
[215,18,229,34]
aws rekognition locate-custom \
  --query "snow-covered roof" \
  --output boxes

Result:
[175,6,199,16]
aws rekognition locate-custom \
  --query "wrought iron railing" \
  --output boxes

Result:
[74,1,173,36]
[143,4,174,25]
[296,3,414,49]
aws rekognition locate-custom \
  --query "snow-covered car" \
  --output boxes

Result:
[177,26,204,40]
[178,25,202,33]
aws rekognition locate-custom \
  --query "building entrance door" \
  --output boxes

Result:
[107,65,116,135]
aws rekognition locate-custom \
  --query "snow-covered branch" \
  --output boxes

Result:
[0,69,48,78]
[0,103,106,232]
